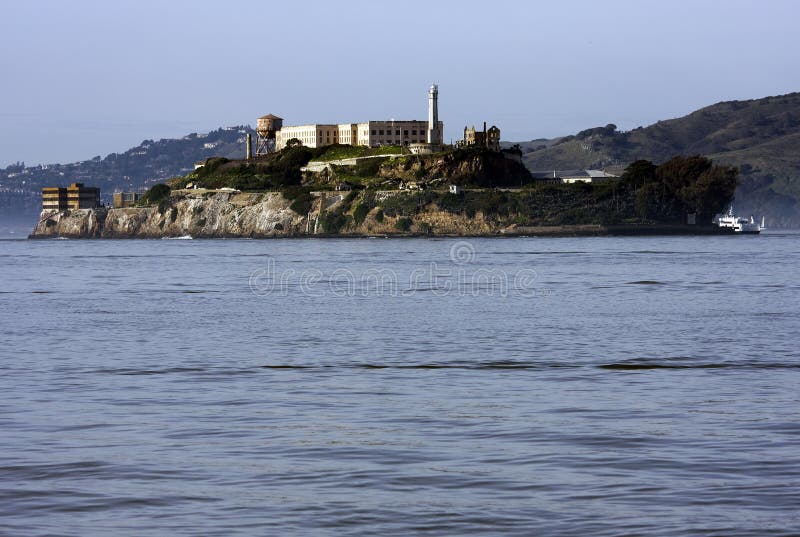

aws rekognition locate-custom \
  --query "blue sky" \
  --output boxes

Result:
[1,0,799,166]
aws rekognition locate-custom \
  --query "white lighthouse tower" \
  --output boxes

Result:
[427,84,442,146]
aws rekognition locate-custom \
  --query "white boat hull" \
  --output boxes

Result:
[714,207,764,234]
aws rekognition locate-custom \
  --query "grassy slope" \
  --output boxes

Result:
[309,145,405,162]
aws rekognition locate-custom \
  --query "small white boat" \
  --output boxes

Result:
[714,206,764,234]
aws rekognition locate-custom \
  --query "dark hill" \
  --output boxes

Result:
[518,92,800,227]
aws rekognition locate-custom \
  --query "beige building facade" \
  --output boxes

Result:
[275,124,339,149]
[357,120,441,147]
[275,120,443,150]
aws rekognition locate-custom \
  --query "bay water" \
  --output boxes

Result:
[1,234,799,536]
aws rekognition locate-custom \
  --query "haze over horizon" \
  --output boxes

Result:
[1,0,799,167]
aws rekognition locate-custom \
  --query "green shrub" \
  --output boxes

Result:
[374,209,384,223]
[282,185,308,200]
[352,202,370,225]
[437,192,464,213]
[290,196,313,215]
[278,146,314,170]
[140,183,171,206]
[283,186,314,215]
[463,190,514,218]
[381,193,419,217]
[319,212,347,233]
[395,217,413,232]
[342,190,359,209]
[285,138,302,148]
[354,157,387,177]
[195,157,230,176]
[192,148,313,191]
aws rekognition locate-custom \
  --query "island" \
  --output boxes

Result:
[30,83,742,239]
[30,145,739,239]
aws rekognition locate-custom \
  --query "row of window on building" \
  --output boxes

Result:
[275,121,440,150]
[41,184,149,211]
[41,183,101,211]
[302,129,427,137]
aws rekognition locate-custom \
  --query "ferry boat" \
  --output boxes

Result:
[714,206,764,234]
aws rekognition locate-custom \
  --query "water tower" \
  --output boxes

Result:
[255,114,283,155]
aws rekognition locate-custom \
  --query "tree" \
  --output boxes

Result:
[142,183,170,205]
[635,182,659,221]
[687,165,739,219]
[285,138,303,149]
[654,156,738,220]
[621,156,738,222]
[656,155,712,199]
[621,160,656,188]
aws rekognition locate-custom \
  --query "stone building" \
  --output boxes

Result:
[462,122,501,151]
[42,183,100,211]
[112,191,143,208]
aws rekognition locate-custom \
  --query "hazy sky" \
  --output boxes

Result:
[1,0,799,166]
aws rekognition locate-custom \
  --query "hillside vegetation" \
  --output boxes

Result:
[178,145,532,192]
[153,152,734,228]
[518,92,800,226]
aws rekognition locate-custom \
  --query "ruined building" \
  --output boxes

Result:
[461,122,501,152]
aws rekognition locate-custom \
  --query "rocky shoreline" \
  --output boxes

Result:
[29,190,732,239]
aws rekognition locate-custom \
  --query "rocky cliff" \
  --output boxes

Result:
[31,191,303,239]
[29,188,524,239]
[30,208,107,238]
